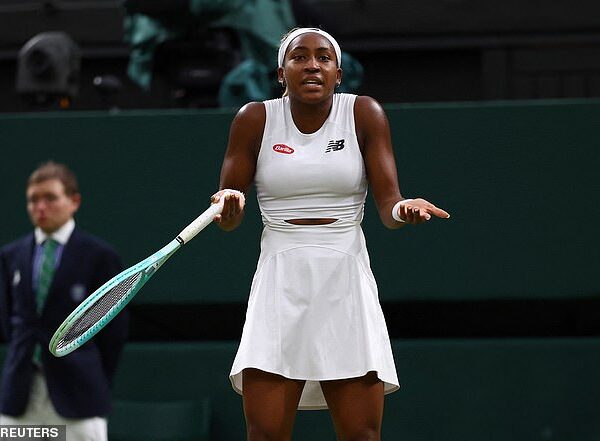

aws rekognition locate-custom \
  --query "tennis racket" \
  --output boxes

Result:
[49,190,243,357]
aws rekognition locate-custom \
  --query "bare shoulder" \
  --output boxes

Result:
[229,102,266,154]
[354,95,389,145]
[233,101,266,129]
[354,95,385,114]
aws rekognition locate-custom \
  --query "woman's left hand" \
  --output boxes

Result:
[396,198,450,224]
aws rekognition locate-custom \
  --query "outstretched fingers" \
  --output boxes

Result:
[399,198,450,224]
[429,205,450,219]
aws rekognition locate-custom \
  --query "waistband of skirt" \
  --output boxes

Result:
[259,219,367,257]
[263,218,361,232]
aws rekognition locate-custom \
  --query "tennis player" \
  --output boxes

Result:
[212,28,450,441]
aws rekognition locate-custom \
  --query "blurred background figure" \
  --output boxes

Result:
[0,162,129,441]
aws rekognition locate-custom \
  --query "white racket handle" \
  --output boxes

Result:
[176,190,243,244]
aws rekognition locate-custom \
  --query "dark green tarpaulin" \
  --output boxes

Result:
[123,0,362,106]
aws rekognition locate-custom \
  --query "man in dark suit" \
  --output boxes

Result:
[0,161,128,440]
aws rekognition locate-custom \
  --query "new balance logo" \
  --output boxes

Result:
[325,139,345,153]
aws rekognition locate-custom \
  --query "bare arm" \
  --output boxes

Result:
[213,102,265,231]
[355,96,449,229]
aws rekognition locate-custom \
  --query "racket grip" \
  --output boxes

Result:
[176,190,244,244]
[177,198,225,244]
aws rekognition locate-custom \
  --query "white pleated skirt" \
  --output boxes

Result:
[229,220,400,409]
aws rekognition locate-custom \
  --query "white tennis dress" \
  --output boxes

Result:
[229,93,400,409]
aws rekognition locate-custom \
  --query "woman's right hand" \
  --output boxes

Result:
[211,189,246,231]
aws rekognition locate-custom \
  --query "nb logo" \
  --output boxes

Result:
[325,139,345,153]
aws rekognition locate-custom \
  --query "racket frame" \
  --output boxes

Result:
[49,192,240,357]
[49,239,180,356]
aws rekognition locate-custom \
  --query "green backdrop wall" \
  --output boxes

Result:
[2,338,600,441]
[1,99,599,303]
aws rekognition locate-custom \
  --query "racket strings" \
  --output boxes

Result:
[56,271,143,350]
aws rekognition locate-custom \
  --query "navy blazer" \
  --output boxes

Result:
[0,227,129,418]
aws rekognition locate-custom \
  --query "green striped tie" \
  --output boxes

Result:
[37,238,58,314]
[33,238,58,364]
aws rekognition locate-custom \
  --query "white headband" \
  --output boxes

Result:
[277,28,342,68]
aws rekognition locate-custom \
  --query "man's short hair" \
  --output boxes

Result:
[28,161,79,195]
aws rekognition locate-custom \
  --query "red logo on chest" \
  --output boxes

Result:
[273,144,294,154]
